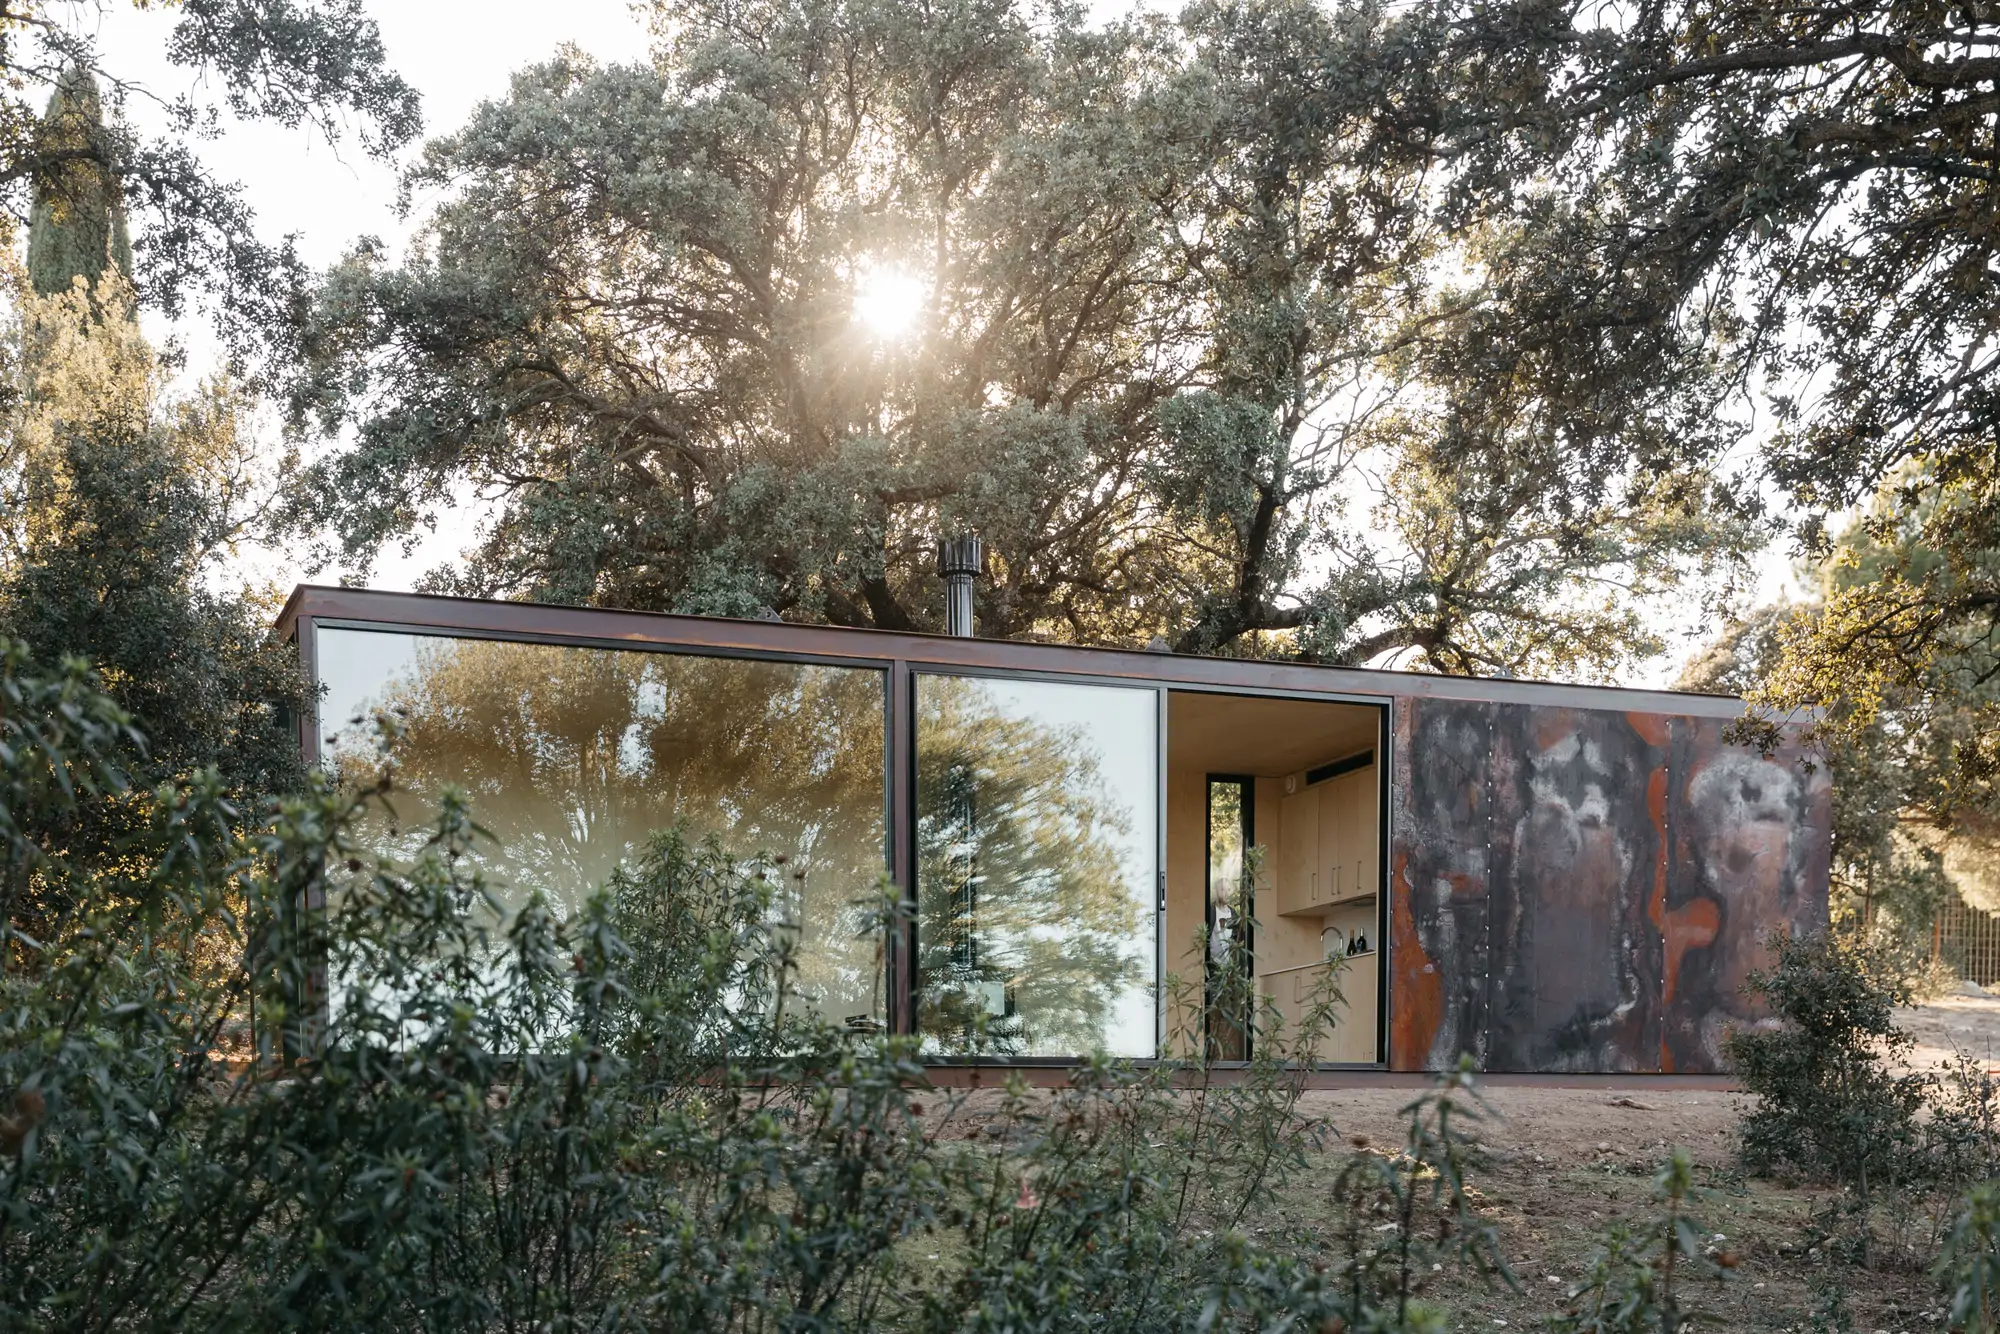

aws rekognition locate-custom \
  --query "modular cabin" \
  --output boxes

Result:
[280,584,1830,1080]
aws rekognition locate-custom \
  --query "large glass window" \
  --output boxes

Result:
[915,674,1159,1059]
[315,628,890,1025]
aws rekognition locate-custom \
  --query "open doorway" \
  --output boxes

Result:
[1166,691,1385,1064]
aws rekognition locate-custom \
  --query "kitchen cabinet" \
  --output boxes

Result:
[1317,779,1347,903]
[1276,785,1320,915]
[1260,954,1378,1062]
[1277,762,1377,917]
[1327,767,1379,906]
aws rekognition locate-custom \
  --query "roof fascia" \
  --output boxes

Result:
[279,584,1746,720]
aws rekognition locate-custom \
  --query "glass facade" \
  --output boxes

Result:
[315,628,890,1026]
[914,673,1159,1059]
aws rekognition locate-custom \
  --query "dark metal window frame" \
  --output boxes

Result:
[280,585,1747,1072]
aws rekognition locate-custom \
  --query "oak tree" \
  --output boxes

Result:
[282,0,1753,677]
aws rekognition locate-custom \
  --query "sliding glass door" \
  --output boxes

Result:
[913,673,1160,1059]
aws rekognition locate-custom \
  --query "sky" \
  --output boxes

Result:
[85,0,656,588]
[66,0,1798,684]
[92,1,651,274]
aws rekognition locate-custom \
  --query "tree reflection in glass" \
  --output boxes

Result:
[317,629,889,1025]
[915,674,1157,1059]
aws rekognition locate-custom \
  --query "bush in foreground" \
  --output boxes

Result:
[0,642,1512,1332]
[1728,928,2000,1320]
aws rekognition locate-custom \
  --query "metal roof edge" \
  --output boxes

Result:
[279,584,1749,719]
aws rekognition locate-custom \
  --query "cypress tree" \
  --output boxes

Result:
[25,67,132,298]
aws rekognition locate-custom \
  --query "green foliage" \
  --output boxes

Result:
[0,423,304,792]
[279,0,1752,678]
[0,263,308,803]
[1436,0,2000,578]
[1940,1183,2000,1334]
[1805,1272,1854,1334]
[0,2,418,333]
[1549,1149,1715,1334]
[1725,932,2000,1282]
[0,642,143,964]
[0,266,304,968]
[0,641,1505,1332]
[1768,472,2000,947]
[26,67,131,300]
[1726,933,1929,1198]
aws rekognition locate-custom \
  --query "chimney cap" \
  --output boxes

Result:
[936,533,985,578]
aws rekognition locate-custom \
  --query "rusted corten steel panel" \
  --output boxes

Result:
[1389,697,1495,1071]
[1487,706,1668,1072]
[1390,699,1830,1075]
[1661,717,1832,1072]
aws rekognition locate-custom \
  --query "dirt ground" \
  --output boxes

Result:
[934,996,2000,1331]
[1328,993,2000,1332]
[921,997,2000,1329]
[927,1079,1941,1330]
[1285,1085,1918,1331]
[1897,991,2000,1073]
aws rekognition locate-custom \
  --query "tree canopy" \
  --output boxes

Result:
[279,0,1754,678]
[11,0,1993,936]
[0,5,385,863]
[1410,0,2000,916]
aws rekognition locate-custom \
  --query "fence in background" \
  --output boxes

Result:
[1934,896,2000,987]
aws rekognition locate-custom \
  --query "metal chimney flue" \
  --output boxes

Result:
[936,533,983,637]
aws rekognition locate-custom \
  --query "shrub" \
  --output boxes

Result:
[1726,931,1930,1198]
[0,641,1505,1332]
[1728,931,2000,1276]
[1939,1182,2000,1333]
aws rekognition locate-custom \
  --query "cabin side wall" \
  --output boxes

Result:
[1388,697,1831,1075]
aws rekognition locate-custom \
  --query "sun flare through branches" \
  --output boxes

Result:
[851,260,927,340]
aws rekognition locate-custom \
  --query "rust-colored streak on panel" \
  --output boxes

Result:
[1645,763,1670,937]
[1660,897,1721,1007]
[1658,899,1722,1070]
[1487,705,1668,1073]
[1663,718,1832,1073]
[1389,842,1441,1069]
[1627,711,1671,749]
